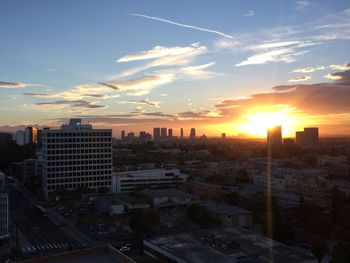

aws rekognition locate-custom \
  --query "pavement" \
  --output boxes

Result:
[9,184,94,256]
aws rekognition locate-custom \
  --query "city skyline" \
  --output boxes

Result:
[1,0,350,137]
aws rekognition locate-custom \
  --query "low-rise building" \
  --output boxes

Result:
[202,201,253,228]
[113,168,188,193]
[142,188,198,207]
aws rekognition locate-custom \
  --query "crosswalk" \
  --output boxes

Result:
[21,242,87,253]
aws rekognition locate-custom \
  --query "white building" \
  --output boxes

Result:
[0,172,9,242]
[112,168,188,193]
[41,119,113,200]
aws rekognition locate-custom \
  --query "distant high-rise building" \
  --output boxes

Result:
[295,131,305,146]
[161,128,167,138]
[168,128,173,138]
[153,128,161,141]
[190,128,196,140]
[121,130,126,140]
[296,127,319,147]
[267,126,282,145]
[15,130,25,145]
[139,131,147,142]
[41,119,112,200]
[127,132,135,141]
[0,172,9,242]
[304,127,319,147]
[180,128,184,139]
[221,133,226,139]
[25,126,38,144]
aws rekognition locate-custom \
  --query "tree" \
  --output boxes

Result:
[310,236,329,263]
[332,243,350,263]
[129,208,160,236]
[186,204,221,228]
[303,153,318,168]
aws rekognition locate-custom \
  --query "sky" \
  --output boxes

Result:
[1,0,350,138]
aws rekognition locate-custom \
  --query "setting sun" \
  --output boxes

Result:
[239,109,300,138]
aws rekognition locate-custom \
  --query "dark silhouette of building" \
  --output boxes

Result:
[168,128,173,138]
[121,130,125,140]
[153,128,160,141]
[190,128,196,140]
[180,128,184,139]
[296,127,319,147]
[221,133,226,139]
[267,126,282,145]
[161,128,167,138]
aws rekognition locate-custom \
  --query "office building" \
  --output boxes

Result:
[41,119,112,200]
[25,126,38,144]
[15,130,25,145]
[161,127,167,138]
[180,128,184,139]
[267,125,282,145]
[304,127,319,147]
[295,127,319,147]
[190,128,196,140]
[168,128,173,138]
[121,130,125,141]
[112,168,188,193]
[153,128,160,141]
[0,172,9,243]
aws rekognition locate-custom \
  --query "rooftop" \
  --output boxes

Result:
[202,201,252,216]
[144,228,316,263]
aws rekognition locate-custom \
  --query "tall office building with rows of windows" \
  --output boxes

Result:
[41,119,112,200]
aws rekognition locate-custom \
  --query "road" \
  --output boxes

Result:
[9,185,88,255]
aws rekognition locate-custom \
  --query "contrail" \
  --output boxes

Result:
[131,13,234,39]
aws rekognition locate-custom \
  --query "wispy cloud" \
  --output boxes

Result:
[131,13,234,39]
[115,43,207,78]
[101,74,174,96]
[0,81,45,89]
[295,0,310,10]
[236,48,308,66]
[35,100,106,109]
[323,73,342,80]
[214,39,239,49]
[245,10,255,17]
[329,63,350,71]
[119,98,160,108]
[181,61,216,79]
[289,76,311,82]
[292,66,326,73]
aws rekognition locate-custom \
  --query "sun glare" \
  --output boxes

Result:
[239,110,299,138]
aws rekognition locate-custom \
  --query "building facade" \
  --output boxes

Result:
[112,168,188,193]
[41,119,112,200]
[0,172,9,243]
[267,125,282,145]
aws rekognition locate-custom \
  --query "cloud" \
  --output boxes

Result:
[249,41,302,50]
[25,84,119,100]
[292,66,326,73]
[0,81,45,89]
[215,69,350,116]
[115,43,207,78]
[323,73,342,80]
[289,76,311,82]
[245,10,255,17]
[101,74,174,96]
[119,98,160,108]
[45,68,56,72]
[181,61,216,79]
[295,0,310,10]
[35,100,106,109]
[329,63,350,71]
[131,13,234,39]
[214,39,239,49]
[235,48,308,66]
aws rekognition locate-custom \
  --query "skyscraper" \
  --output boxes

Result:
[180,128,184,139]
[0,172,9,242]
[25,126,38,144]
[41,119,112,200]
[267,125,282,145]
[161,127,167,138]
[304,127,319,147]
[153,128,160,141]
[190,128,196,140]
[121,130,126,141]
[295,131,305,146]
[168,128,173,138]
[15,130,25,145]
[296,127,319,147]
